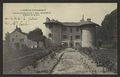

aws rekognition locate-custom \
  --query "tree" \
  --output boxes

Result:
[101,9,117,41]
[5,32,10,42]
[27,28,43,48]
[96,9,117,48]
[5,32,10,47]
[41,35,47,48]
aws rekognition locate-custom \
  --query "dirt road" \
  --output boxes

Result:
[52,48,115,74]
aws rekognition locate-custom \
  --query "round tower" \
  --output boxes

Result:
[81,18,99,48]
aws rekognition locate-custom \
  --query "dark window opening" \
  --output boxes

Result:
[63,42,68,47]
[76,28,79,32]
[70,28,72,33]
[12,38,14,42]
[62,27,67,31]
[49,26,53,28]
[70,42,73,47]
[21,44,24,48]
[14,43,20,49]
[70,36,73,40]
[76,42,80,46]
[76,35,80,39]
[63,35,68,39]
[20,38,24,42]
[48,33,53,38]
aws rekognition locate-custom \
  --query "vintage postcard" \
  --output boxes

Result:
[3,3,117,74]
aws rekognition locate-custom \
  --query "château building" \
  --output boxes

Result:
[44,16,99,48]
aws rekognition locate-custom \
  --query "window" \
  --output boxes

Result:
[76,28,79,32]
[48,25,53,28]
[70,42,74,47]
[70,28,72,33]
[48,33,53,38]
[76,35,80,39]
[62,42,68,47]
[75,42,80,46]
[14,43,19,49]
[70,36,73,40]
[62,27,67,31]
[63,35,68,39]
[12,38,14,42]
[20,38,24,42]
[21,44,24,48]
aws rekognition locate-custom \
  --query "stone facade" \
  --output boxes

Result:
[6,26,43,50]
[44,17,99,48]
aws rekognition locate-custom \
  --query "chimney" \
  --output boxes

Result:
[80,14,85,22]
[46,17,50,22]
[87,18,91,22]
[82,14,84,21]
[16,25,18,29]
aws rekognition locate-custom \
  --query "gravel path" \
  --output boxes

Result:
[20,48,115,74]
[52,48,115,74]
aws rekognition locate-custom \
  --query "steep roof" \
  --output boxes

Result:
[79,20,99,26]
[44,18,61,24]
[44,17,99,27]
[62,22,80,26]
[10,26,28,35]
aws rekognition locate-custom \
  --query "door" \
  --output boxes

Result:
[70,36,73,47]
[70,42,73,47]
[14,43,20,49]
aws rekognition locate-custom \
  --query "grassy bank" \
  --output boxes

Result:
[78,47,117,73]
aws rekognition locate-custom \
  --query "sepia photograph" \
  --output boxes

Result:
[3,3,117,74]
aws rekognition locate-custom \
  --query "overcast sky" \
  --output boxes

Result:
[3,3,117,40]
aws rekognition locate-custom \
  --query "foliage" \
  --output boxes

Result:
[41,35,47,48]
[28,28,43,42]
[79,48,117,73]
[29,45,64,69]
[27,28,45,48]
[96,9,117,48]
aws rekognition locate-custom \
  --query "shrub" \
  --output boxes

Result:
[78,47,117,73]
